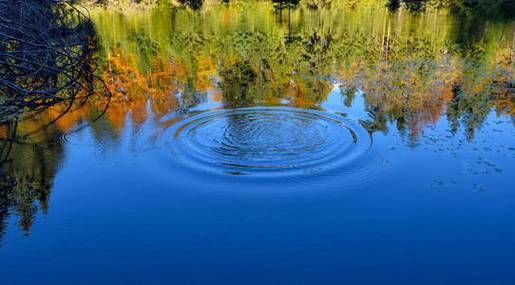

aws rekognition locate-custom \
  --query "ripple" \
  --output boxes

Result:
[166,107,376,179]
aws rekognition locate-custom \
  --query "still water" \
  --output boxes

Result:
[1,2,514,284]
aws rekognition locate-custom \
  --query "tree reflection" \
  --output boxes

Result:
[0,0,101,122]
[273,0,300,10]
[1,2,513,240]
[0,120,63,241]
[219,61,260,108]
[89,2,512,140]
[0,0,109,242]
[178,0,203,10]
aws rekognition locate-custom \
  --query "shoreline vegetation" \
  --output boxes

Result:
[1,0,512,123]
[3,0,512,136]
[80,0,515,18]
[1,0,513,127]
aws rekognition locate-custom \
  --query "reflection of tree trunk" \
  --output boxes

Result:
[0,121,16,243]
[381,9,387,60]
[288,5,291,38]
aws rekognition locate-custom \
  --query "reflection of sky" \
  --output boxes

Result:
[2,87,514,284]
[321,84,367,120]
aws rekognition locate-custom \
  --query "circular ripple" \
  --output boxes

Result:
[166,107,375,178]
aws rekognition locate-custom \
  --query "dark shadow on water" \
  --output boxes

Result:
[178,0,204,10]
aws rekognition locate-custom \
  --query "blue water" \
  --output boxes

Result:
[1,84,514,284]
[1,3,515,282]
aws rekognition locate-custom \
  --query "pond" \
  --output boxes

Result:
[1,2,514,284]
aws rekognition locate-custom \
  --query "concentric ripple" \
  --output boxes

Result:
[166,107,375,178]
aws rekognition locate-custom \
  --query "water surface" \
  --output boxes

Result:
[1,3,514,284]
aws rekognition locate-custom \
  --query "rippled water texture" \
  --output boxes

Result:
[168,107,374,178]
